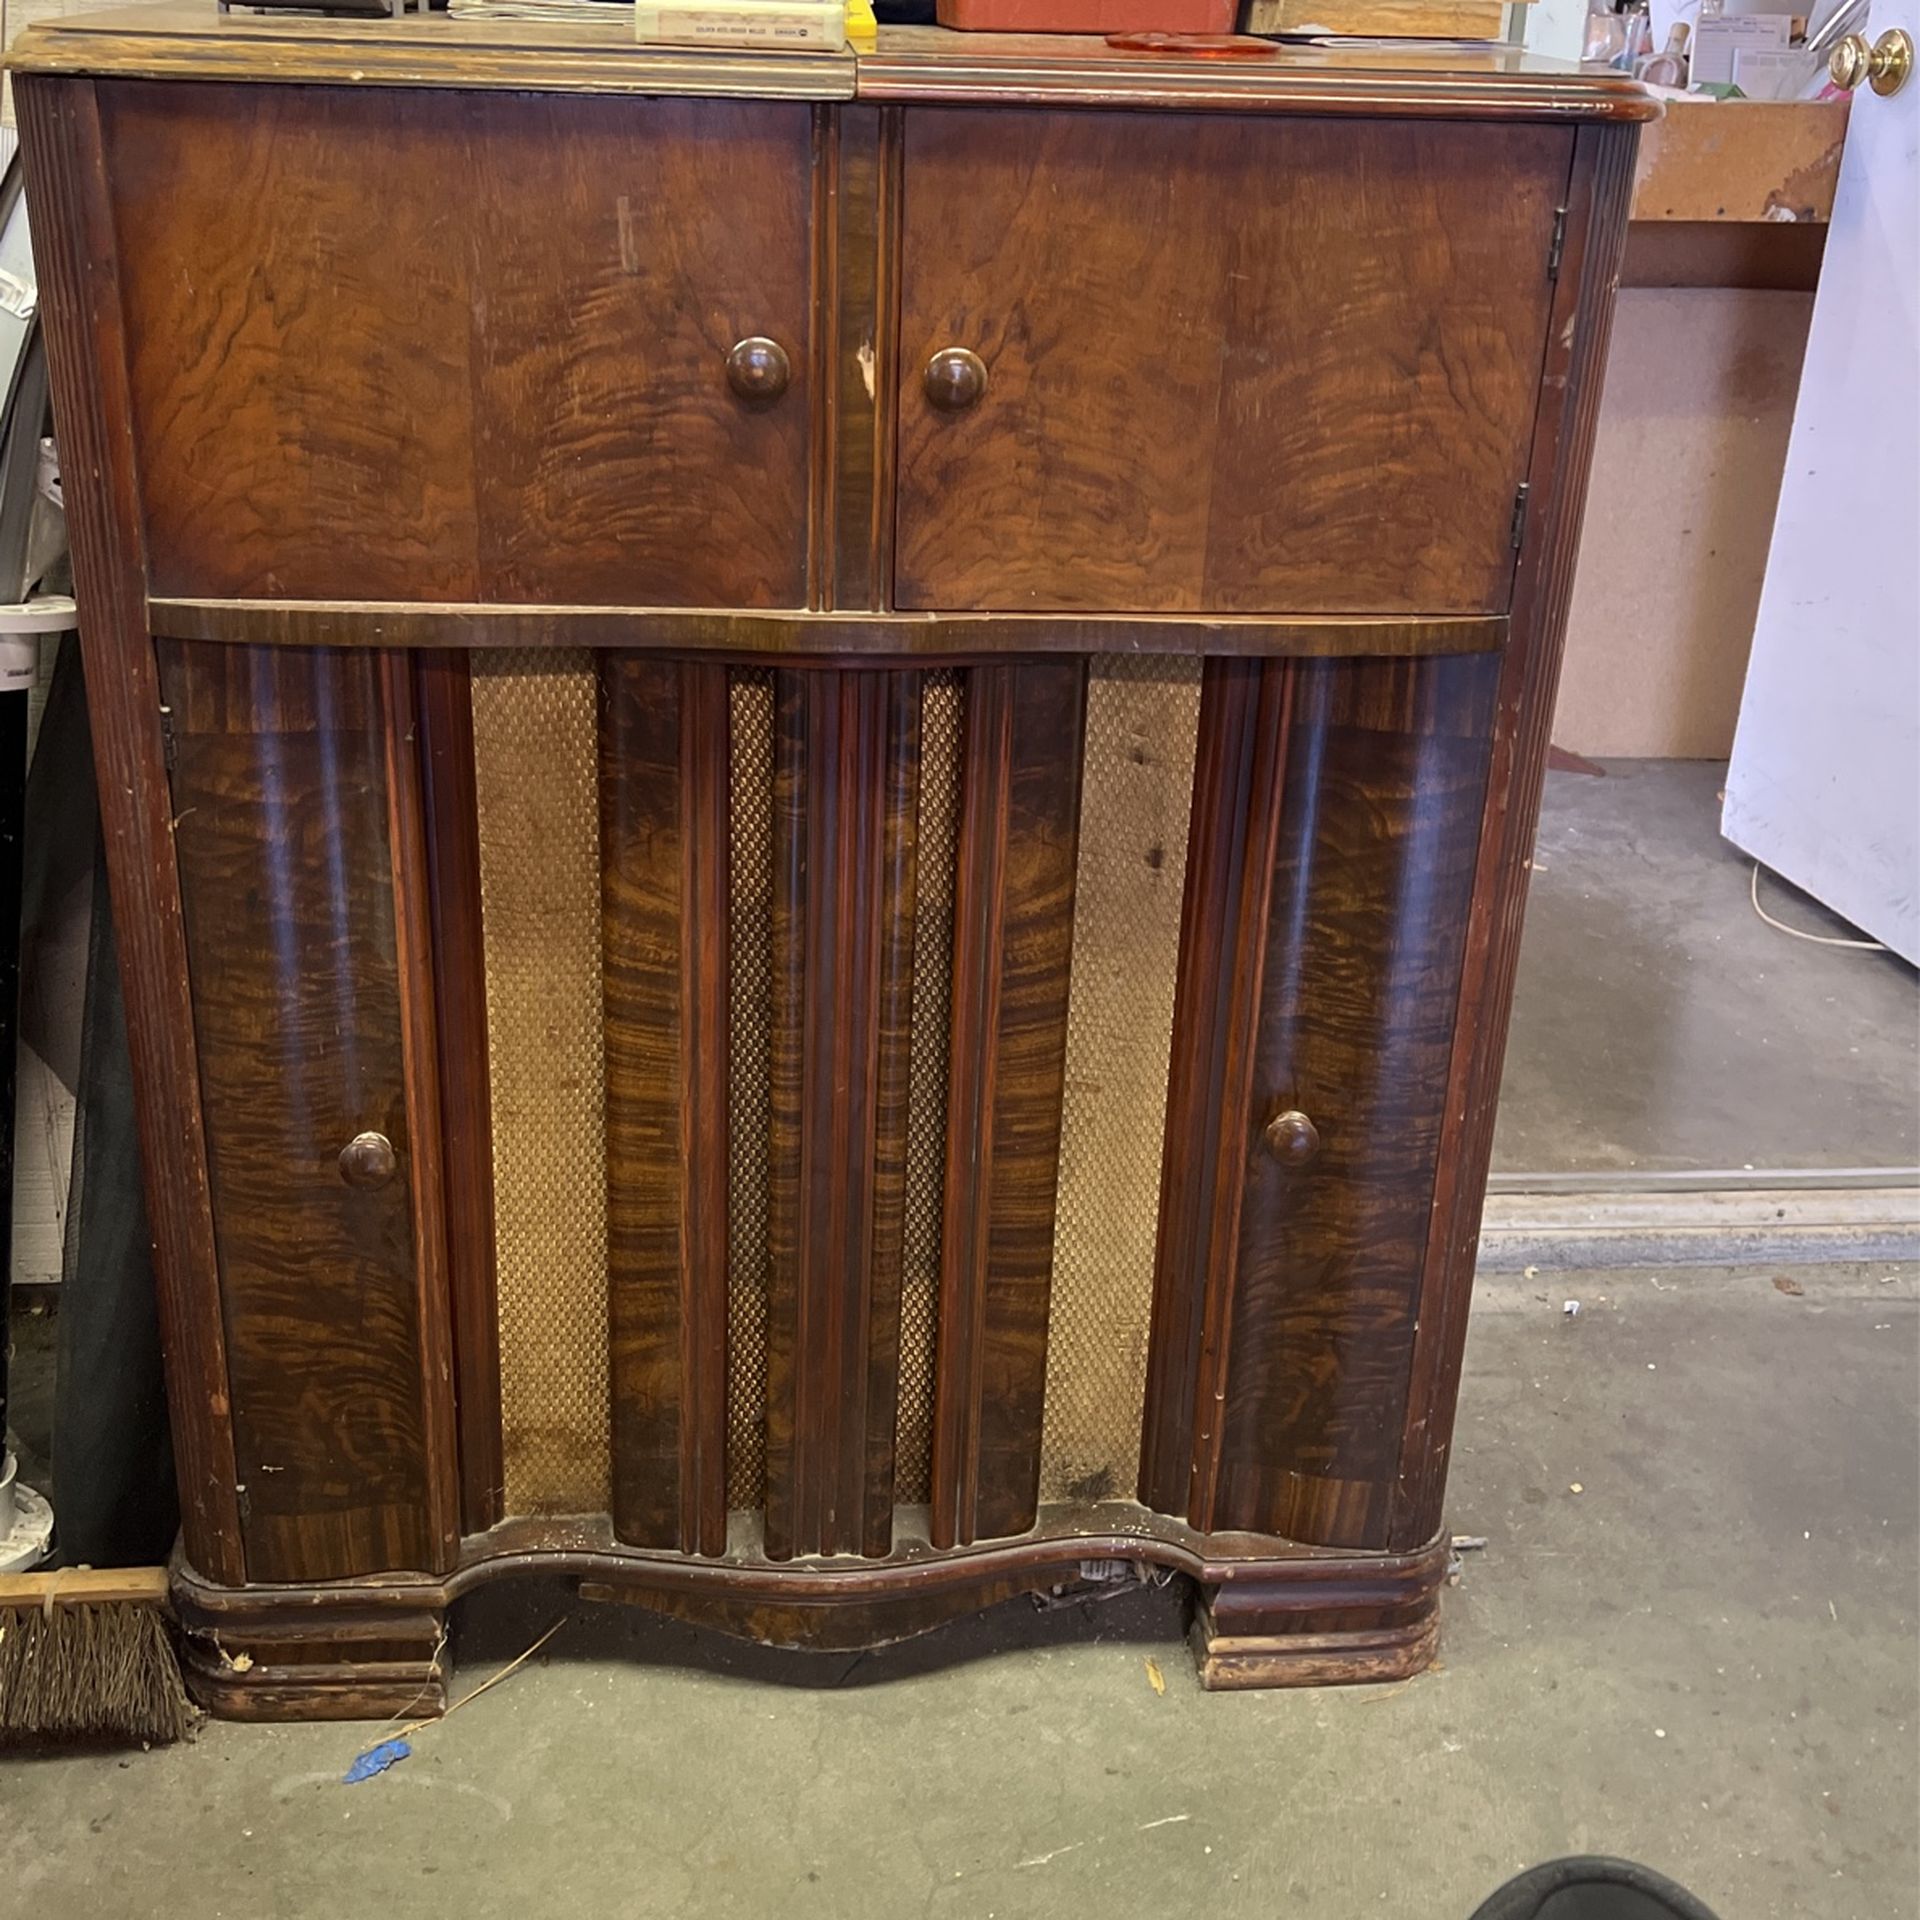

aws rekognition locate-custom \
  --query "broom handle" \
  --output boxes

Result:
[0,668,23,1449]
[0,1565,170,1607]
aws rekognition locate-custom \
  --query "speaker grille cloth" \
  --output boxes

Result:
[471,652,610,1517]
[895,670,961,1507]
[469,655,1188,1526]
[1039,656,1201,1504]
[726,673,774,1511]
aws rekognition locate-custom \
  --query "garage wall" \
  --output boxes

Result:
[1552,286,1815,760]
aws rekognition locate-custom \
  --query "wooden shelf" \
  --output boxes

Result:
[1631,96,1850,224]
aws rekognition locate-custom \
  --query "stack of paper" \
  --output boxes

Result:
[447,0,868,42]
[446,0,636,20]
[632,0,847,44]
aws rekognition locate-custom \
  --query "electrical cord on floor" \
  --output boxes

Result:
[387,1615,567,1745]
[1749,862,1888,952]
[342,1615,567,1782]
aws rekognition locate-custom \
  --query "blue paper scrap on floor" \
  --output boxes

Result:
[342,1739,412,1784]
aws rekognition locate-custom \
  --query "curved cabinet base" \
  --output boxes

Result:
[173,1578,452,1723]
[1192,1617,1439,1692]
[171,1509,1449,1718]
[1191,1593,1441,1692]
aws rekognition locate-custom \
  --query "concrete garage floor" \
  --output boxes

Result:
[1495,760,1917,1177]
[5,759,1916,1917]
[5,1261,1916,1920]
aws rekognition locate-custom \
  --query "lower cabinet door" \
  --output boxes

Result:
[160,641,455,1583]
[1141,651,1503,1552]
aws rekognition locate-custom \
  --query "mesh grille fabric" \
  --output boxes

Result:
[726,672,774,1511]
[1038,656,1201,1504]
[894,670,961,1506]
[471,651,611,1517]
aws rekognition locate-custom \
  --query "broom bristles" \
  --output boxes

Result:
[0,1598,198,1747]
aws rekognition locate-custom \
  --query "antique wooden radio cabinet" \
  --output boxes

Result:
[12,6,1652,1715]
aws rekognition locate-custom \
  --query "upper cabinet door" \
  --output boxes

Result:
[101,85,815,608]
[894,111,1571,617]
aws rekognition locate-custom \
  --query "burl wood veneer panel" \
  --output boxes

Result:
[600,656,732,1555]
[896,111,1570,616]
[160,642,439,1581]
[930,661,1088,1547]
[99,84,815,607]
[764,671,921,1559]
[1142,652,1502,1551]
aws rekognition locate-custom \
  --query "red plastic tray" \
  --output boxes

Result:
[936,0,1240,34]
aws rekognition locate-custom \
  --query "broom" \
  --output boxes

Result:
[0,1566,197,1746]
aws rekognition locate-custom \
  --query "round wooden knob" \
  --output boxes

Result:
[924,346,988,413]
[339,1130,397,1189]
[1262,1109,1321,1166]
[725,336,791,404]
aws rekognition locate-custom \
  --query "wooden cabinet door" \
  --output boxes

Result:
[102,85,815,608]
[894,111,1571,616]
[161,642,456,1583]
[1140,652,1502,1553]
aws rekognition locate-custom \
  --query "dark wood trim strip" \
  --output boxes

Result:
[7,15,1650,120]
[1390,122,1643,1552]
[680,665,732,1557]
[867,675,919,1548]
[601,652,678,1550]
[145,597,1506,662]
[412,652,504,1537]
[930,662,1086,1548]
[175,1507,1452,1618]
[600,657,731,1556]
[14,75,246,1585]
[930,670,1008,1548]
[380,652,462,1572]
[806,103,838,614]
[764,671,919,1560]
[1184,662,1297,1537]
[822,104,903,613]
[853,44,1657,121]
[1137,659,1294,1525]
[9,18,857,98]
[872,107,904,611]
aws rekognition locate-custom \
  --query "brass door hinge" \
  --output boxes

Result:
[1548,205,1569,281]
[1510,481,1532,551]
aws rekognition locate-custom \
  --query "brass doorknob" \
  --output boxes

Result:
[1262,1108,1321,1166]
[1829,26,1912,94]
[924,346,988,412]
[725,336,791,403]
[339,1130,397,1189]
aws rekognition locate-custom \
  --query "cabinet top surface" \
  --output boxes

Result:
[9,4,1656,119]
